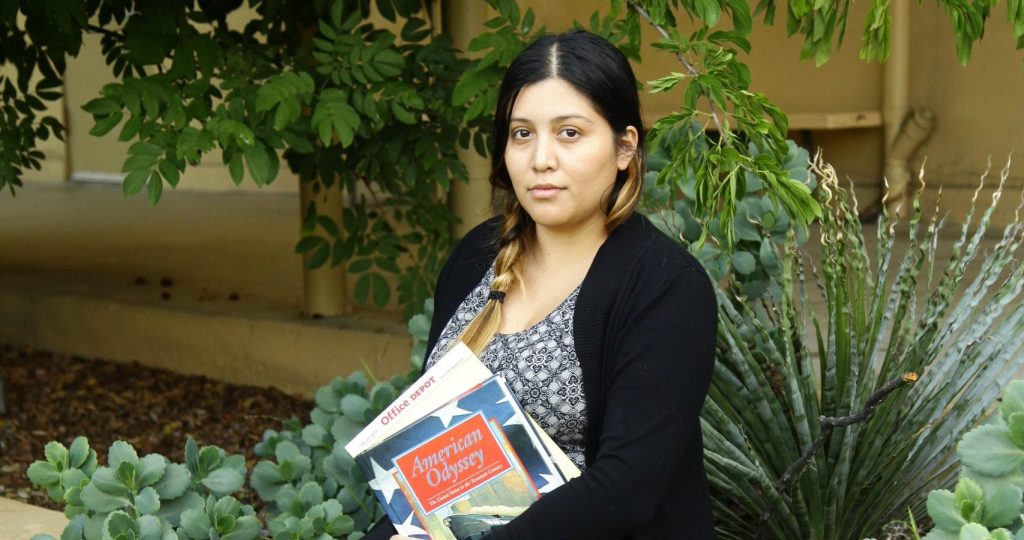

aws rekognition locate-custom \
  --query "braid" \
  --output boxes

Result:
[458,198,531,355]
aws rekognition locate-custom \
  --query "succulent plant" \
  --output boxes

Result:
[922,381,1024,539]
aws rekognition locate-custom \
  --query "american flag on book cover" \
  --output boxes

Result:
[356,375,566,539]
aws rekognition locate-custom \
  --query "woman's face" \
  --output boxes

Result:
[504,78,637,236]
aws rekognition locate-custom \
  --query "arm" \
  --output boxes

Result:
[487,265,718,539]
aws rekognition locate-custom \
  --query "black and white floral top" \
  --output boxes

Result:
[425,266,588,469]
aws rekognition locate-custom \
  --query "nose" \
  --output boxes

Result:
[531,135,556,172]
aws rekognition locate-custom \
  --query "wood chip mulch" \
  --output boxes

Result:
[0,344,315,511]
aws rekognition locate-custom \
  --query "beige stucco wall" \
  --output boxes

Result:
[908,5,1024,185]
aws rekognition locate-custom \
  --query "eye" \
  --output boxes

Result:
[560,128,580,139]
[510,128,532,140]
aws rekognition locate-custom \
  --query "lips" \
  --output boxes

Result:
[528,184,564,199]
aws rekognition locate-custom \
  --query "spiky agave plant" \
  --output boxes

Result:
[703,158,1024,539]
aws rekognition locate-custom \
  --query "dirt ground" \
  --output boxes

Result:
[0,344,314,511]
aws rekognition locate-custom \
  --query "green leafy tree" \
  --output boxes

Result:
[2,0,489,316]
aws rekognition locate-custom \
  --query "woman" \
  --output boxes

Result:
[375,30,717,539]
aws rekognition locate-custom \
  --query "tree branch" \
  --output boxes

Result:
[627,1,726,133]
[754,372,919,538]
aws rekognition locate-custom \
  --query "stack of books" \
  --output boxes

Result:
[346,343,580,540]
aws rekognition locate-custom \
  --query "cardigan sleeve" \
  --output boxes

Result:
[484,262,718,539]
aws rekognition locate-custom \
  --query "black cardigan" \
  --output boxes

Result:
[367,213,717,539]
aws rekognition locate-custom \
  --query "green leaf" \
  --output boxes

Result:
[136,455,166,488]
[329,417,364,445]
[928,489,967,532]
[81,483,131,513]
[90,112,124,137]
[227,153,243,185]
[155,491,203,528]
[959,425,1024,477]
[312,92,360,148]
[101,511,137,540]
[340,394,371,421]
[158,160,180,188]
[200,468,245,496]
[1002,381,1024,421]
[27,462,61,487]
[152,463,190,500]
[45,441,69,467]
[123,170,149,198]
[959,524,995,540]
[135,515,166,540]
[146,171,163,206]
[135,487,160,515]
[982,481,1023,528]
[68,438,90,469]
[179,507,212,539]
[82,98,122,116]
[242,143,279,186]
[1009,412,1024,447]
[732,251,757,275]
[88,467,126,498]
[220,515,260,540]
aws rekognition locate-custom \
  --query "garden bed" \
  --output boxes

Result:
[0,344,314,511]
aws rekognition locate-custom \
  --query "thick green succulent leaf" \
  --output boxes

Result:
[982,482,1024,528]
[28,461,62,487]
[155,491,203,528]
[1003,381,1024,422]
[330,416,364,445]
[137,455,167,487]
[153,463,190,500]
[956,477,986,523]
[81,482,131,513]
[960,425,1024,477]
[135,515,164,540]
[59,514,88,540]
[991,529,1015,540]
[135,487,161,515]
[1008,413,1024,448]
[116,462,137,490]
[101,510,136,540]
[212,496,242,520]
[298,481,324,507]
[179,506,212,539]
[250,461,285,502]
[196,447,223,475]
[68,437,91,469]
[200,468,244,496]
[959,523,994,540]
[45,442,69,467]
[90,467,128,496]
[930,489,968,532]
[219,515,260,540]
[108,442,140,470]
[340,394,371,421]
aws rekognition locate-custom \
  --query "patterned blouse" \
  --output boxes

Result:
[425,266,588,470]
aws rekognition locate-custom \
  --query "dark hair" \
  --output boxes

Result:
[458,31,646,355]
[491,30,645,222]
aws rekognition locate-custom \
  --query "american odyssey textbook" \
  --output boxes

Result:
[353,374,569,540]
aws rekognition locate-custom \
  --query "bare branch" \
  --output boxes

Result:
[754,372,919,538]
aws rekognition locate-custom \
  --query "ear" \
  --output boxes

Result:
[616,126,639,171]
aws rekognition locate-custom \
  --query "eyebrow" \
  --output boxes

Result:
[509,114,595,124]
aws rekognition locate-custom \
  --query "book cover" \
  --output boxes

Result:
[355,375,567,540]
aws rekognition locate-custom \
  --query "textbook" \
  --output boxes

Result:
[350,344,579,540]
[346,342,580,481]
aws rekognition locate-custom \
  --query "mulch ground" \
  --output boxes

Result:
[0,344,314,511]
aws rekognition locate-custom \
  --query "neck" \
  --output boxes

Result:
[531,217,609,270]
